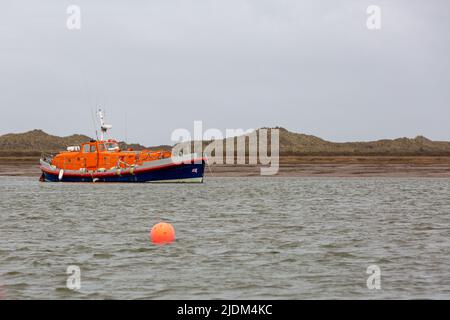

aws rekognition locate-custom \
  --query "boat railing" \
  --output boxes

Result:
[117,158,134,169]
[40,152,54,164]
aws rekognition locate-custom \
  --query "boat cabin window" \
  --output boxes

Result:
[105,142,119,151]
[82,144,98,153]
[98,144,105,151]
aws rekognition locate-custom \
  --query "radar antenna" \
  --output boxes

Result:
[97,109,112,141]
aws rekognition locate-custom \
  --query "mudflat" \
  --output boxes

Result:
[208,156,450,177]
[0,157,40,177]
[2,156,450,178]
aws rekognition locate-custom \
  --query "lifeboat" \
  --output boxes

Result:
[39,110,205,183]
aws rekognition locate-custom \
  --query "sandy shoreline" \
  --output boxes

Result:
[2,156,450,178]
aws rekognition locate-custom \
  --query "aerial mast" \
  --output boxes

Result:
[97,109,112,141]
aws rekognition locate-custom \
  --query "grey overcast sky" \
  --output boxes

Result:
[0,0,449,146]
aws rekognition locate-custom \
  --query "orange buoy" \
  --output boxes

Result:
[150,222,175,244]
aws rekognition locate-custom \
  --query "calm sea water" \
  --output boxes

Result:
[0,176,449,299]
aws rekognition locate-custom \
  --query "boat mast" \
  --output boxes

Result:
[97,109,112,141]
